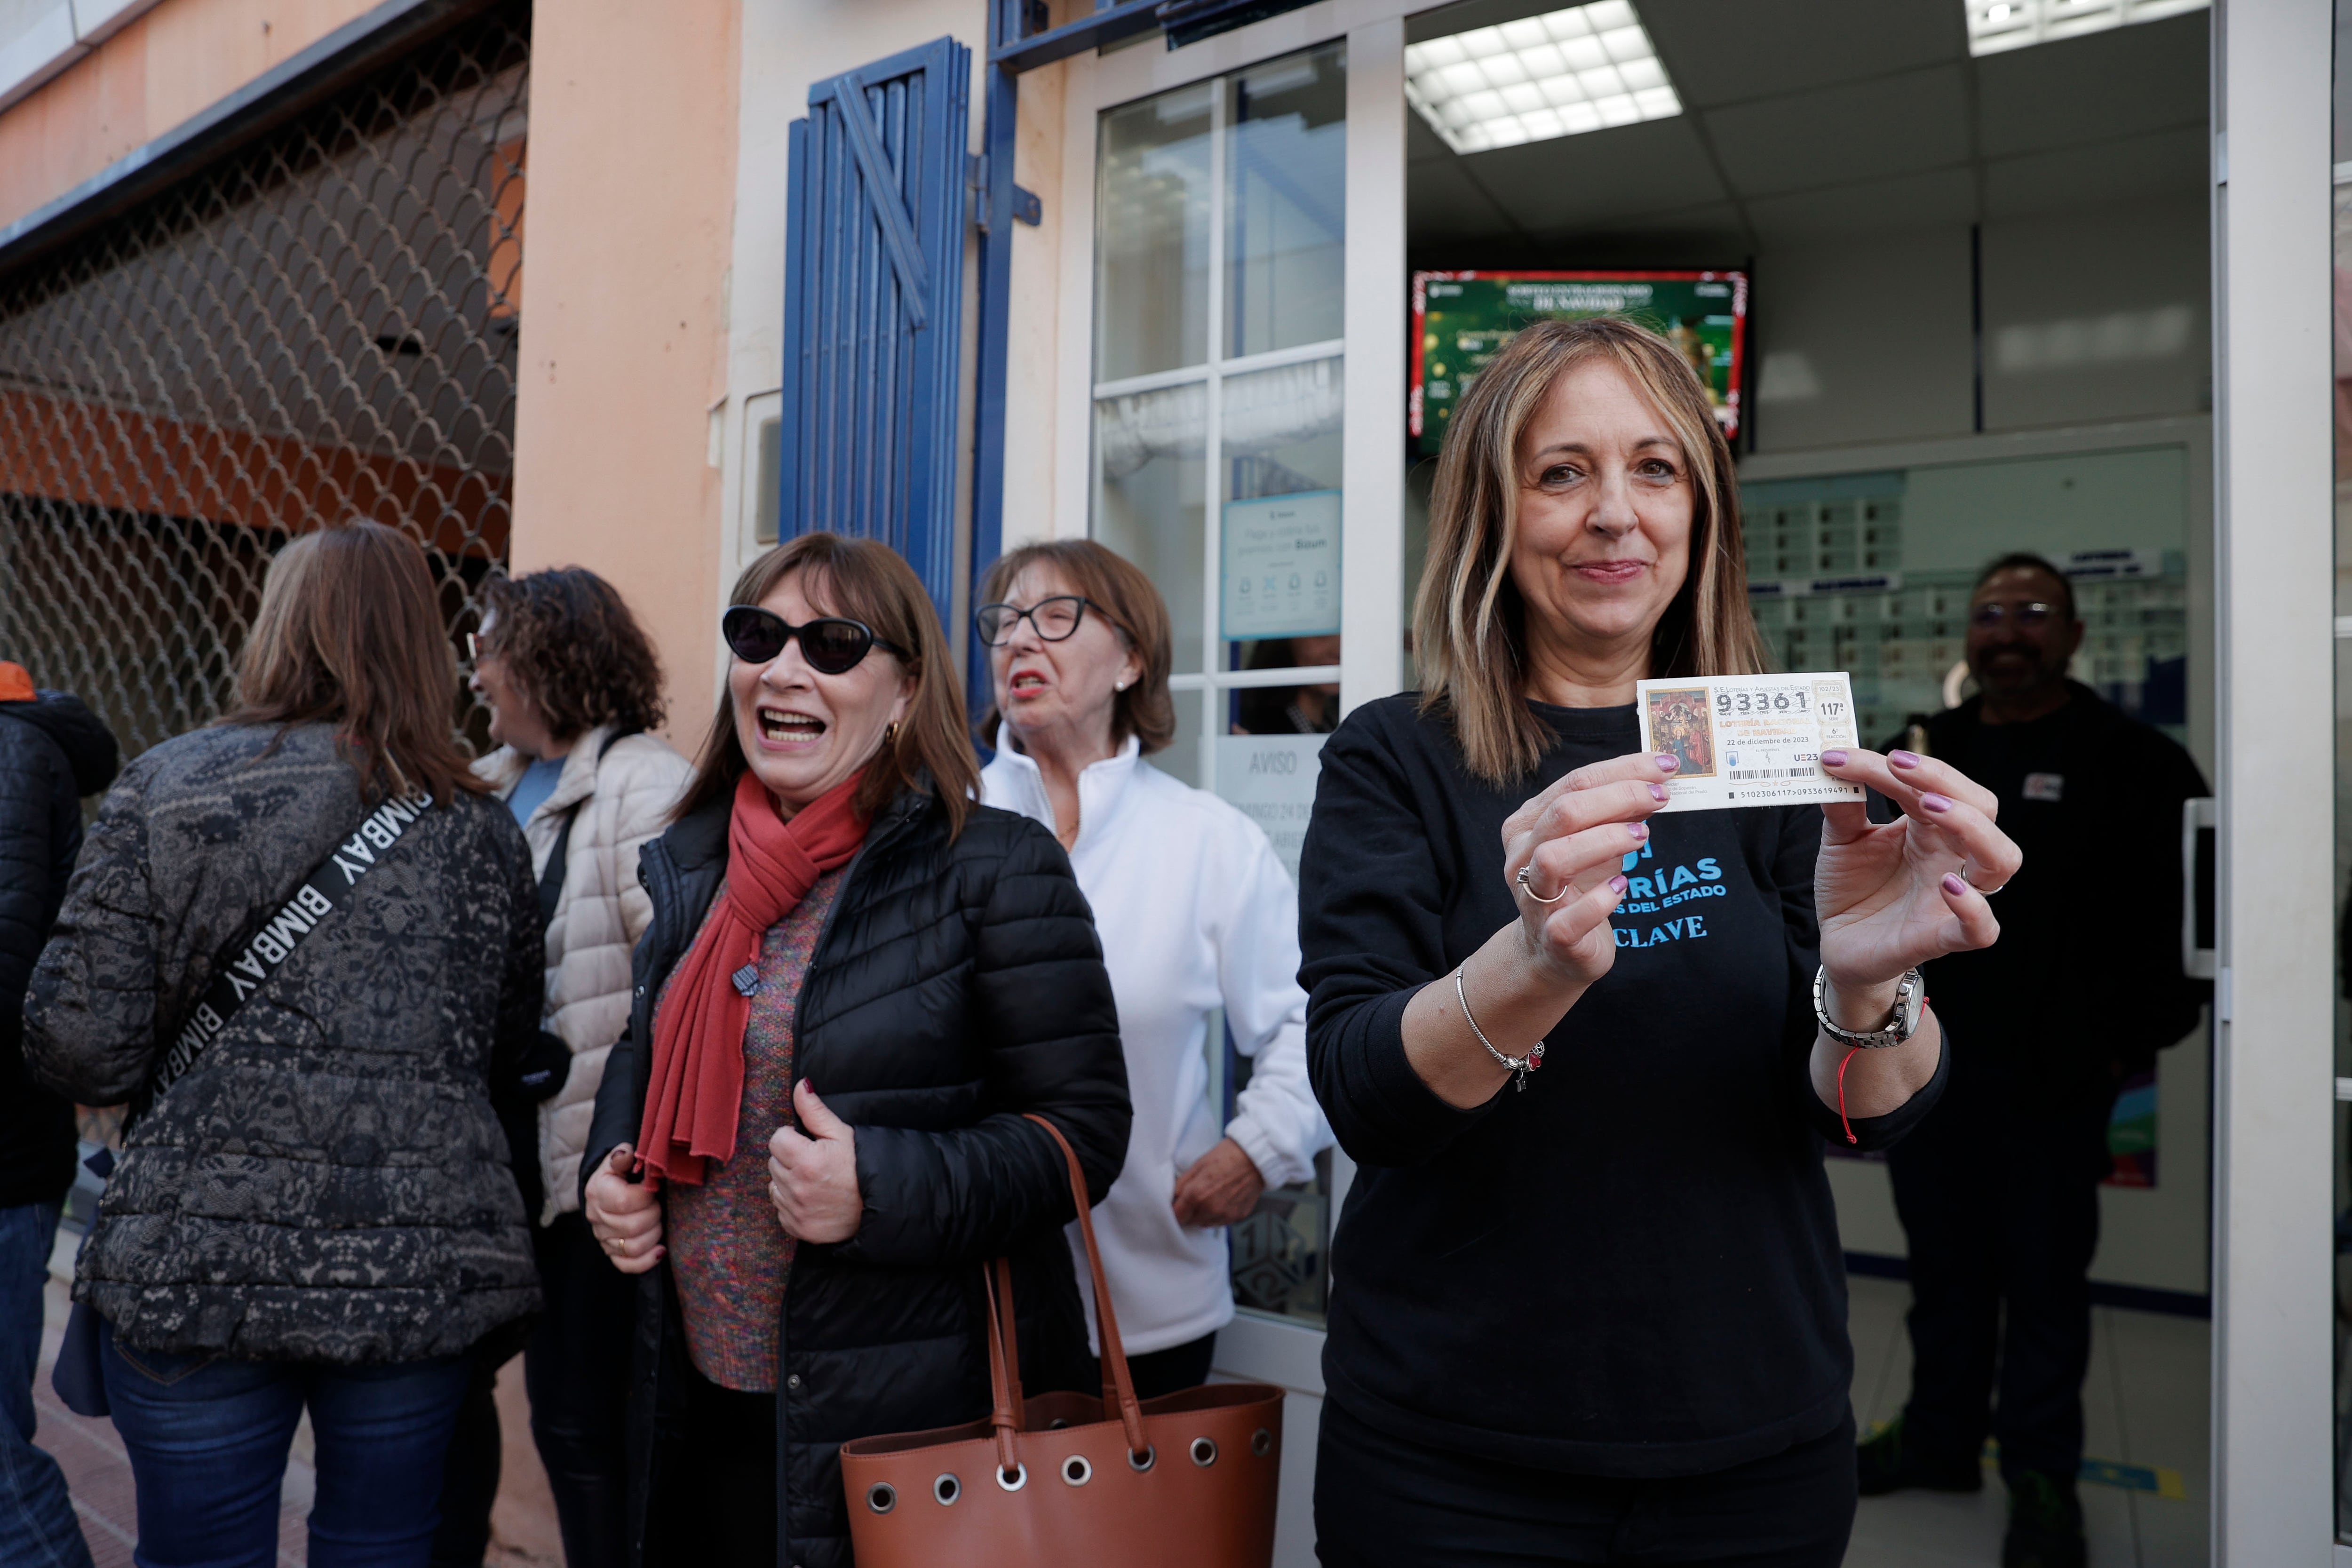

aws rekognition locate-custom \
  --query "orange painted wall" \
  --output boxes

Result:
[509,0,741,745]
[0,0,381,231]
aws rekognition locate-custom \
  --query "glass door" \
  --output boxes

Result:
[1090,39,1349,1332]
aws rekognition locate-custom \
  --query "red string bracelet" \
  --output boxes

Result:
[1836,1046,1862,1146]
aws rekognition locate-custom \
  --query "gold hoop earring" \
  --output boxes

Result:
[884,721,900,747]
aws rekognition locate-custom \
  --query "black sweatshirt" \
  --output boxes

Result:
[1298,694,1947,1478]
[1879,684,2208,1091]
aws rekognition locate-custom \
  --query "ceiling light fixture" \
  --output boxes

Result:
[1963,0,2207,56]
[1404,0,1680,157]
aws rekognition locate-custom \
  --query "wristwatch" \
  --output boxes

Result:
[1812,965,1925,1049]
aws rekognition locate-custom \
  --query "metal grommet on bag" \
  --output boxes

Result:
[1061,1454,1092,1486]
[1250,1428,1273,1457]
[1048,1417,1071,1430]
[995,1462,1028,1492]
[1190,1437,1217,1467]
[865,1483,896,1514]
[933,1472,960,1505]
[1128,1443,1156,1472]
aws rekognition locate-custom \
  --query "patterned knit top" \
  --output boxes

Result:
[664,866,848,1392]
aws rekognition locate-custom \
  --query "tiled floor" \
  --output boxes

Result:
[1844,1274,2210,1568]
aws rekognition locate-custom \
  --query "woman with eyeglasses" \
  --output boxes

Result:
[975,541,1330,1400]
[580,533,1130,1568]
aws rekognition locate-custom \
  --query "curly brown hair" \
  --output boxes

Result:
[476,568,666,742]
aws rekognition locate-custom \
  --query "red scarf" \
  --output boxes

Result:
[635,769,869,1186]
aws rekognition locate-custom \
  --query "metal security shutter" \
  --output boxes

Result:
[0,2,527,760]
[780,38,970,625]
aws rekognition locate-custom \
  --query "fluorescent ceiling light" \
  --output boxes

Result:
[1404,0,1680,157]
[1963,0,2207,56]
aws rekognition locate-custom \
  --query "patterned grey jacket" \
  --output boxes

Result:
[24,722,544,1364]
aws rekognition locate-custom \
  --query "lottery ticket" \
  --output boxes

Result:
[1633,672,1866,814]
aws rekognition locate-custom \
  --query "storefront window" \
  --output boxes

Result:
[1092,41,1346,1329]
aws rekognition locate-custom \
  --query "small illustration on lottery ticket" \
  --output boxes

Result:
[1643,687,1716,779]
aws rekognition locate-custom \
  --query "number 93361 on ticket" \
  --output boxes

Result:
[1633,672,1866,814]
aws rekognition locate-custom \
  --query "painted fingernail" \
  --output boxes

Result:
[1920,792,1953,813]
[1942,873,1967,896]
[1648,782,1667,801]
[1609,875,1628,892]
[1890,749,1921,768]
[1655,754,1679,773]
[1627,823,1649,841]
[1820,749,1849,767]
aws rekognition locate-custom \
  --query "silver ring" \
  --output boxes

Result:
[1515,864,1570,905]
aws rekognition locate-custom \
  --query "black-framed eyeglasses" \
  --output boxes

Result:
[721,605,906,675]
[974,596,1097,647]
[1969,601,2058,629]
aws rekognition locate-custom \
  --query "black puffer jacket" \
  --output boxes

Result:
[24,722,545,1364]
[0,688,119,1209]
[582,785,1130,1568]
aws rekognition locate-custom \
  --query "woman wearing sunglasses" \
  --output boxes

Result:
[975,541,1330,1401]
[580,533,1130,1568]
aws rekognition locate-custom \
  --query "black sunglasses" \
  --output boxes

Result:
[721,605,906,675]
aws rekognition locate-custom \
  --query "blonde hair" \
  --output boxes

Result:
[1413,316,1767,785]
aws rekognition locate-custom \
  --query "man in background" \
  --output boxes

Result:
[0,661,117,1568]
[1855,555,2208,1568]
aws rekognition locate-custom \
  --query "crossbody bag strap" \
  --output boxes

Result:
[536,803,578,929]
[147,790,432,1108]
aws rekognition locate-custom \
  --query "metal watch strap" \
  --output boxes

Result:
[1812,965,1924,1050]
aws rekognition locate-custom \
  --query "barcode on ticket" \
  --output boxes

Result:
[1726,767,1812,780]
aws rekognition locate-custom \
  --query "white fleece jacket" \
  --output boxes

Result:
[980,737,1331,1354]
[476,725,691,1223]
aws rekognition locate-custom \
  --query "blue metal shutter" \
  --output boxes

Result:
[780,38,971,625]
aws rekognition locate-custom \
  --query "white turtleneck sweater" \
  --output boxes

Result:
[980,736,1331,1354]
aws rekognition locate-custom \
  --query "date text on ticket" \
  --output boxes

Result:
[1634,672,1866,814]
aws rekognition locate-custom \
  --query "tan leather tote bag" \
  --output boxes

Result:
[839,1114,1286,1567]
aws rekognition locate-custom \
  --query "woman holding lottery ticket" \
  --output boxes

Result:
[1299,317,2019,1568]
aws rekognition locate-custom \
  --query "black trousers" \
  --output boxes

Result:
[1314,1400,1855,1567]
[430,1210,636,1568]
[1884,1046,2120,1482]
[1099,1330,1217,1401]
[644,1364,778,1568]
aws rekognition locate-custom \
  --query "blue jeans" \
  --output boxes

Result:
[100,1321,471,1568]
[0,1201,93,1568]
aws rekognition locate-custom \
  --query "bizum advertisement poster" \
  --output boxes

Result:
[1409,271,1750,457]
